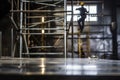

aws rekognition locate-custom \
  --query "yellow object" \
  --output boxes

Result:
[80,2,84,6]
[78,30,82,58]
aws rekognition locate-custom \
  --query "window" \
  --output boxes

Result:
[67,5,97,21]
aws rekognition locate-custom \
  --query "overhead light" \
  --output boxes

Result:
[42,17,45,23]
[42,29,45,34]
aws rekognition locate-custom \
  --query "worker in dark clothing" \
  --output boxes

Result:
[76,2,88,32]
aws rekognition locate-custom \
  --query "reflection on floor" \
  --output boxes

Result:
[0,58,120,80]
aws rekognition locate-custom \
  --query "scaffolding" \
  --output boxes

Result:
[11,0,68,58]
[10,0,113,59]
[66,0,112,58]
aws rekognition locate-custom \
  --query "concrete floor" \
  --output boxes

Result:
[0,58,120,80]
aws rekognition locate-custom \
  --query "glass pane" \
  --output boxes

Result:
[67,5,97,21]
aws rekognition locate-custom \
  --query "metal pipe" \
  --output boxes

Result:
[71,0,74,58]
[11,0,14,57]
[10,10,72,13]
[21,33,64,35]
[64,0,67,58]
[20,0,23,58]
[22,28,64,30]
[24,1,29,55]
[0,32,2,58]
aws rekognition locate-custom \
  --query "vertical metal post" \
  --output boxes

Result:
[64,0,67,58]
[0,32,2,58]
[110,1,118,60]
[20,0,23,58]
[24,1,29,54]
[71,0,74,58]
[87,5,90,57]
[11,0,14,57]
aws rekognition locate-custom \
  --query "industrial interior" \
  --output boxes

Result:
[0,0,120,80]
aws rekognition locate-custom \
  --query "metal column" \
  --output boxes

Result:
[20,0,23,58]
[0,32,2,58]
[110,0,118,60]
[64,0,67,58]
[71,0,74,58]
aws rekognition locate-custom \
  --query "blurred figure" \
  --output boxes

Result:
[76,2,88,33]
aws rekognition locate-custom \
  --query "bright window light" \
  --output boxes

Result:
[67,5,97,21]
